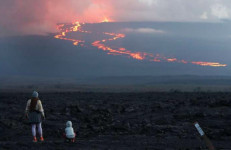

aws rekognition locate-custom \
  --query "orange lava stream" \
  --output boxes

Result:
[54,22,87,46]
[54,21,227,67]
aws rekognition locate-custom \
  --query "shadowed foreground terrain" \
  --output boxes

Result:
[0,92,231,149]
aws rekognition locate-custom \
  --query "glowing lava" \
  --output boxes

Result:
[102,17,111,23]
[54,21,227,67]
[54,21,85,46]
[191,62,227,67]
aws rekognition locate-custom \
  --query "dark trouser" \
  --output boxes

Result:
[63,133,76,142]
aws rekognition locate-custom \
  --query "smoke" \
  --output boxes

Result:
[123,28,165,34]
[0,0,231,36]
[0,0,113,36]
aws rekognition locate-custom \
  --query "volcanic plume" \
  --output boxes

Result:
[1,0,231,36]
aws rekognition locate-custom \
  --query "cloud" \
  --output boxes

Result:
[211,3,229,19]
[123,28,165,34]
[138,0,158,6]
[200,12,208,20]
[0,0,231,36]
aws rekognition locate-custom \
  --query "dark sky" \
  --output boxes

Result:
[0,22,230,79]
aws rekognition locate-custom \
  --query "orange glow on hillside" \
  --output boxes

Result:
[102,17,111,22]
[53,21,85,46]
[191,62,227,67]
[167,58,177,62]
[54,21,227,67]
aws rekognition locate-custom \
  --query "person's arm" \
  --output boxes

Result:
[25,100,30,118]
[38,100,45,118]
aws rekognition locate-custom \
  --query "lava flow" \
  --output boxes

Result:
[54,21,227,67]
[101,17,112,23]
[54,22,87,46]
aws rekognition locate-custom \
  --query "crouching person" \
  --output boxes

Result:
[64,121,76,142]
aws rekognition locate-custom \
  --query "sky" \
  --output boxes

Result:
[1,0,231,36]
[0,0,231,81]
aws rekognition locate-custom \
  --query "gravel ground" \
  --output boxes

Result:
[0,92,231,150]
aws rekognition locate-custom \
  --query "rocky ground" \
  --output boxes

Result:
[0,92,231,150]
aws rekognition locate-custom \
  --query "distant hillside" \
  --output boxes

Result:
[1,75,231,92]
[87,75,231,85]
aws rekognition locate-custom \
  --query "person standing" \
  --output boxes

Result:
[25,91,45,142]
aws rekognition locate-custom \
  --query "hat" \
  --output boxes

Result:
[32,91,39,98]
[66,121,72,127]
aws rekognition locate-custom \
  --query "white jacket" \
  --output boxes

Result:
[65,121,75,139]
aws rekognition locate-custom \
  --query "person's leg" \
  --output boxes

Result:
[37,123,44,141]
[32,124,37,142]
[63,133,66,138]
[72,133,76,142]
[37,123,43,137]
[32,124,36,137]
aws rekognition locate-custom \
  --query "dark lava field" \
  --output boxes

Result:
[0,92,231,150]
